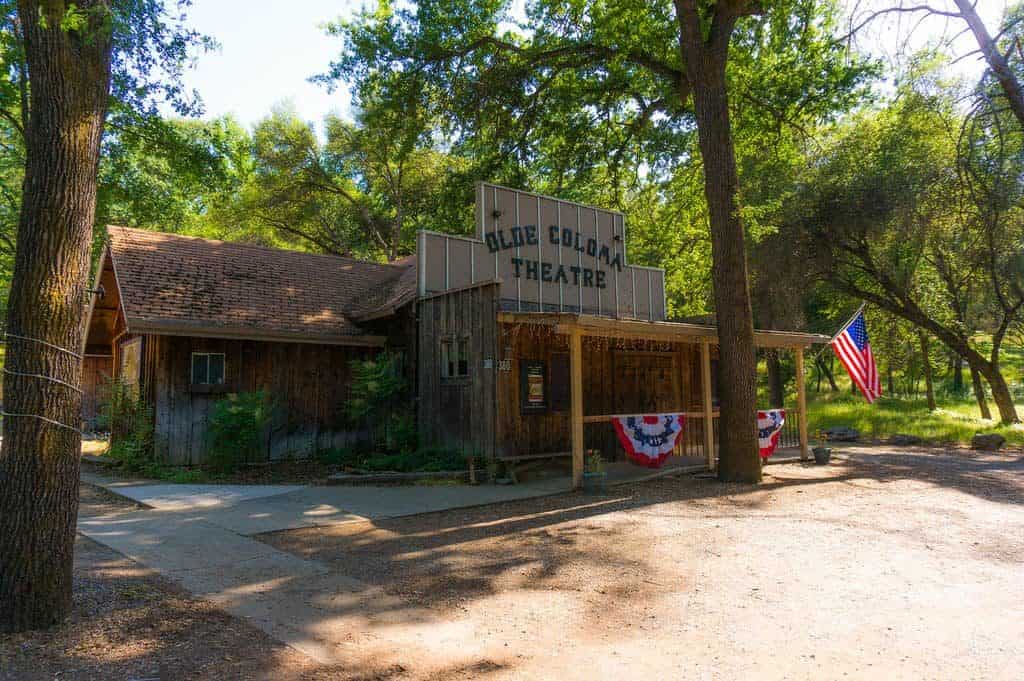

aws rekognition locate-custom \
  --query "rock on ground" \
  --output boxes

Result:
[971,432,1006,450]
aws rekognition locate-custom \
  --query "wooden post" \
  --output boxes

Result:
[700,339,715,470]
[570,326,585,489]
[795,346,809,461]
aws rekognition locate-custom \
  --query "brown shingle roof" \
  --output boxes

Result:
[107,226,416,343]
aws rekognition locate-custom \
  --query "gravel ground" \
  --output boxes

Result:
[261,445,1024,680]
[0,485,335,681]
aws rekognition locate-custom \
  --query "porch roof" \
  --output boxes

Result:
[497,312,830,348]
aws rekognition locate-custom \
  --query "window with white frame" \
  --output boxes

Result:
[191,352,226,385]
[440,338,469,379]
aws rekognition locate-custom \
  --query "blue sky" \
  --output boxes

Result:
[174,0,1005,131]
[174,0,358,129]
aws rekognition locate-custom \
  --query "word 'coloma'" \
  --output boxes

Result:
[485,225,624,271]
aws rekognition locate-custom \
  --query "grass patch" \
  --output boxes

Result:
[807,392,1024,446]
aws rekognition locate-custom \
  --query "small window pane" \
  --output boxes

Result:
[191,354,208,384]
[441,341,451,378]
[209,354,225,384]
[457,339,469,377]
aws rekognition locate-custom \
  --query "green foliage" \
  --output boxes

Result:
[157,467,207,484]
[241,104,464,261]
[315,445,364,468]
[386,413,418,455]
[345,352,409,450]
[205,392,272,474]
[316,443,465,473]
[101,378,155,472]
[97,110,253,234]
[361,446,466,473]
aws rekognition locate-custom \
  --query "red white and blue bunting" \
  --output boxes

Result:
[611,414,686,468]
[758,409,786,462]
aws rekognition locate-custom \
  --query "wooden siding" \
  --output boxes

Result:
[496,323,705,460]
[143,335,379,465]
[417,284,499,459]
[81,355,113,427]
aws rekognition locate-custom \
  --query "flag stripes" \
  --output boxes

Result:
[831,310,881,403]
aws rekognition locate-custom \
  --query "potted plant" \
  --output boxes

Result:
[812,430,832,465]
[582,450,607,494]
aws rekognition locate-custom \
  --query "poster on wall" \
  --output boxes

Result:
[520,360,548,414]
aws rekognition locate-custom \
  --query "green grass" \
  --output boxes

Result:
[807,392,1024,446]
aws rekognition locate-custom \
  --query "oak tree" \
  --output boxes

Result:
[328,0,870,481]
[0,0,205,631]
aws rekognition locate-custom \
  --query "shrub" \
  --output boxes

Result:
[206,391,272,474]
[315,446,363,467]
[345,353,408,450]
[386,413,418,455]
[362,446,466,473]
[101,378,155,472]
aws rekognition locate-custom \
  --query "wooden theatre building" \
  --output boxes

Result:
[84,183,826,485]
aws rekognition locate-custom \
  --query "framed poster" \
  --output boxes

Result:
[520,360,548,414]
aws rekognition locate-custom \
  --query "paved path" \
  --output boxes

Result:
[77,471,571,664]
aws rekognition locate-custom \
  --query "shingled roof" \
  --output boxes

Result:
[105,226,417,344]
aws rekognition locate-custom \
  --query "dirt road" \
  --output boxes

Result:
[262,446,1024,680]
[3,446,1021,680]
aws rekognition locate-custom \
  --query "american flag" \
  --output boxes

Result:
[831,310,881,403]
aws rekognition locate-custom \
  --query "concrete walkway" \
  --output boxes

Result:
[81,468,570,533]
[77,470,572,664]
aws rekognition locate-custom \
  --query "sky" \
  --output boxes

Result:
[173,0,1011,131]
[171,0,359,129]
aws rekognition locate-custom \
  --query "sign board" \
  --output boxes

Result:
[417,183,667,320]
[520,360,547,413]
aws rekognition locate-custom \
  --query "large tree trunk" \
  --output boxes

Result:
[0,0,113,632]
[969,364,992,420]
[766,350,785,407]
[685,54,760,483]
[919,331,936,411]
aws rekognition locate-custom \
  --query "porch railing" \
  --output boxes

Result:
[582,410,720,465]
[582,407,802,468]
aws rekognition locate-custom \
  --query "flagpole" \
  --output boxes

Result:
[806,302,867,365]
[828,302,867,344]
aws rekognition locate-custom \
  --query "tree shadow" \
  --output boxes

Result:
[62,444,1023,679]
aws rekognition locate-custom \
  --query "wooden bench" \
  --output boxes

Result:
[496,451,572,483]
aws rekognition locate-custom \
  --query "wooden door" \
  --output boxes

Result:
[612,351,680,414]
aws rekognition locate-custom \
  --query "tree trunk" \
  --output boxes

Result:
[919,331,935,411]
[952,353,964,395]
[685,55,760,483]
[816,355,839,391]
[969,364,992,420]
[886,363,895,397]
[0,1,113,632]
[977,361,1018,424]
[766,350,785,407]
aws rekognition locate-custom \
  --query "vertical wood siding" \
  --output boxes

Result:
[80,355,113,427]
[143,335,379,465]
[495,327,705,460]
[416,284,499,459]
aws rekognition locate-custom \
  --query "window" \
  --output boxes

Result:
[191,353,225,386]
[441,338,469,379]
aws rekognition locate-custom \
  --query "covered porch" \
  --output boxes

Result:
[497,312,828,488]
